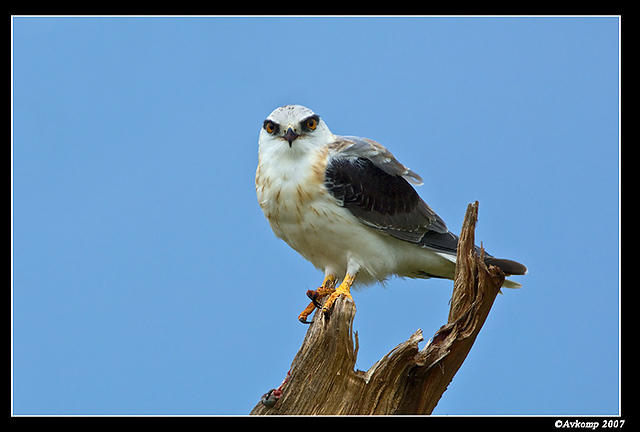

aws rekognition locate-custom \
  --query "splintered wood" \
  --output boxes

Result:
[250,201,505,415]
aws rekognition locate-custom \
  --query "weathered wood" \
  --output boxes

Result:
[250,201,505,415]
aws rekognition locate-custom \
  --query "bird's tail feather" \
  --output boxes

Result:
[434,252,527,289]
[484,257,528,276]
[502,279,522,289]
[485,257,527,289]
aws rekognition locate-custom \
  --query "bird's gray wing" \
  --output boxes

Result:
[325,136,456,248]
[329,136,424,185]
[324,136,528,277]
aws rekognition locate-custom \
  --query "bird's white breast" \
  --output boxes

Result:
[256,144,337,258]
[255,140,454,285]
[257,143,392,283]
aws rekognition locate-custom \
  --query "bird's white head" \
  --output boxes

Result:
[258,105,334,158]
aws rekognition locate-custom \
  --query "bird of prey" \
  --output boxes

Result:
[255,105,526,323]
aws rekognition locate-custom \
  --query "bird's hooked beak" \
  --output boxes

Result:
[284,126,299,147]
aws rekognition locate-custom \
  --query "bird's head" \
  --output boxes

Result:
[258,105,334,156]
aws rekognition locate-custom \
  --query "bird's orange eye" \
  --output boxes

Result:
[304,117,318,131]
[263,120,278,134]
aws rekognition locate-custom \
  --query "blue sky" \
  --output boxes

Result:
[12,16,619,415]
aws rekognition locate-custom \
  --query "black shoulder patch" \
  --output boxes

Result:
[324,156,444,243]
[324,157,420,216]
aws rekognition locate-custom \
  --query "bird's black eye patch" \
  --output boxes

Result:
[301,115,320,132]
[263,120,279,135]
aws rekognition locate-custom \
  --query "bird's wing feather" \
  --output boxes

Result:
[323,136,528,277]
[329,136,424,185]
[325,136,452,246]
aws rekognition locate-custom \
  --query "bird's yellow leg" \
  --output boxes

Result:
[321,273,357,315]
[297,274,338,323]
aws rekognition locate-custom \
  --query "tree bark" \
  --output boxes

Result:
[250,201,506,415]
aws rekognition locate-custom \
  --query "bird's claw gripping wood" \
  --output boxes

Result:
[321,273,356,316]
[297,275,338,324]
[306,289,325,309]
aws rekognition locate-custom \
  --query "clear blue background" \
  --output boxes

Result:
[12,16,619,415]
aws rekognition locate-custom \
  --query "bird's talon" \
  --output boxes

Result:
[305,289,324,308]
[297,275,341,323]
[297,310,313,324]
[306,289,318,299]
[298,316,313,324]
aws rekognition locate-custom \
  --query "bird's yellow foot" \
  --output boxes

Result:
[322,273,357,316]
[297,275,338,324]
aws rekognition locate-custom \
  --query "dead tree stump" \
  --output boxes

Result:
[250,201,506,415]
